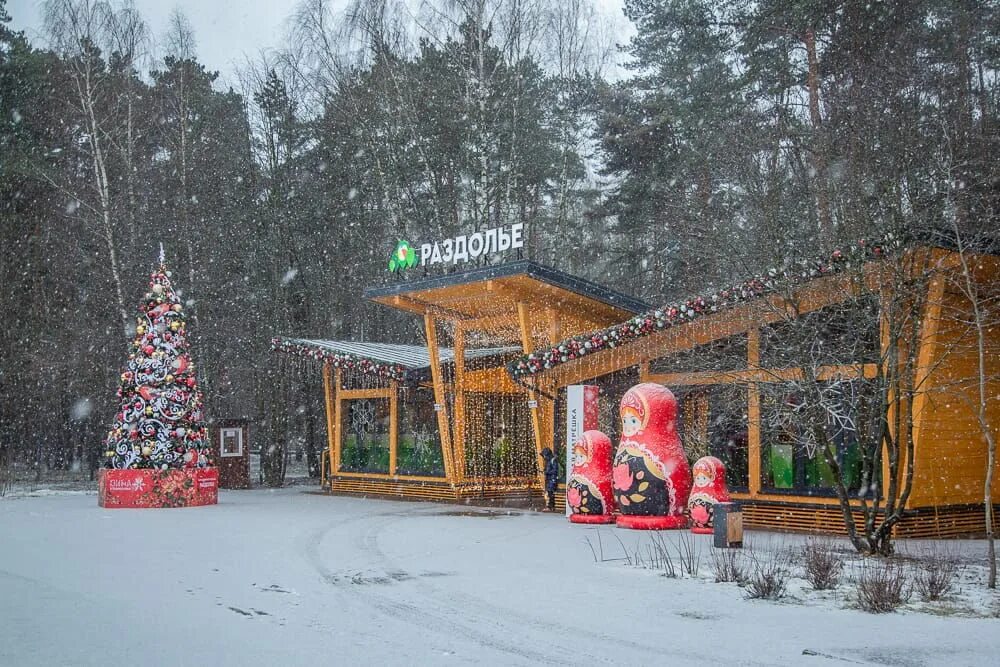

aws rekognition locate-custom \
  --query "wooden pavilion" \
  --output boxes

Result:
[507,240,1000,537]
[274,261,647,504]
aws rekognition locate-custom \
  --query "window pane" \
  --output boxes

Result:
[396,387,445,477]
[759,381,869,494]
[463,392,535,478]
[222,431,240,455]
[340,398,390,473]
[707,385,749,489]
[677,385,749,490]
[760,296,880,368]
[649,335,747,374]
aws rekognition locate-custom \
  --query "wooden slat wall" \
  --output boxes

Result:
[740,501,1000,538]
[909,277,1000,507]
[327,476,538,504]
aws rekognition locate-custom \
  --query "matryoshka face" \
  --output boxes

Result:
[693,461,715,487]
[621,407,643,437]
[572,441,590,467]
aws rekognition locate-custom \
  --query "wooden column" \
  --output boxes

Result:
[389,380,399,476]
[425,313,456,483]
[322,363,336,484]
[747,328,761,496]
[541,307,562,465]
[333,368,343,474]
[518,302,548,491]
[903,272,946,504]
[452,323,466,481]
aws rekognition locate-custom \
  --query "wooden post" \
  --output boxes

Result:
[389,380,398,476]
[542,308,562,474]
[906,272,946,504]
[518,301,547,492]
[322,363,336,487]
[452,323,466,482]
[546,306,561,344]
[425,313,456,483]
[333,368,343,474]
[747,328,761,496]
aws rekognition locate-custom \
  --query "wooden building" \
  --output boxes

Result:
[508,241,1000,537]
[275,241,999,537]
[273,261,647,505]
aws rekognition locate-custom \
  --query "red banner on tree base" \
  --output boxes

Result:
[98,468,218,508]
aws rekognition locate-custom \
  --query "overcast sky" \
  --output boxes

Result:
[8,0,632,88]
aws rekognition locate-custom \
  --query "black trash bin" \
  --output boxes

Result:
[713,502,743,548]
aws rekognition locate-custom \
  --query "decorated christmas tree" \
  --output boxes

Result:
[104,255,210,470]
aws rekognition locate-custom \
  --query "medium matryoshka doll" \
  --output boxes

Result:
[687,456,730,534]
[567,430,616,524]
[613,383,692,529]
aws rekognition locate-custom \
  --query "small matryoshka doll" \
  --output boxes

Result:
[567,430,616,524]
[687,456,731,534]
[613,383,692,530]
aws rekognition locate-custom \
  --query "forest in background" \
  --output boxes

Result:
[1,0,997,484]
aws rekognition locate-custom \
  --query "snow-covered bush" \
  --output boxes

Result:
[855,559,911,613]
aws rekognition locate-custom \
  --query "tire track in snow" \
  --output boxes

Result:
[303,508,560,664]
[353,513,665,664]
[356,513,783,667]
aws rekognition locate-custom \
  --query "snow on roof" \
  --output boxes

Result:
[271,337,520,382]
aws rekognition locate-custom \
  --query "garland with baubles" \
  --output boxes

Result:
[270,337,408,381]
[507,235,903,379]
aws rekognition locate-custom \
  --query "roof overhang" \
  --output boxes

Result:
[364,261,648,337]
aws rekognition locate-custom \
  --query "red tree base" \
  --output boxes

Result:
[569,513,616,524]
[98,468,218,508]
[690,526,713,534]
[616,514,688,530]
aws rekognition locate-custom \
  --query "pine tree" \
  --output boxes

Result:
[104,259,209,469]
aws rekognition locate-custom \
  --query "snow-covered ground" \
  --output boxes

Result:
[1,488,998,666]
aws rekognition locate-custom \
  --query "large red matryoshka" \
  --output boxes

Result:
[688,456,731,534]
[613,383,692,530]
[567,430,616,524]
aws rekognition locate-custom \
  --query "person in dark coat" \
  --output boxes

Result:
[540,447,559,511]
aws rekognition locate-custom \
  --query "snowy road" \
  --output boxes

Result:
[1,488,998,666]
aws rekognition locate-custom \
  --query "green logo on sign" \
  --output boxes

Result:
[388,240,418,272]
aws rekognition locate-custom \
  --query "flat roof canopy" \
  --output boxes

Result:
[274,338,519,375]
[364,261,648,339]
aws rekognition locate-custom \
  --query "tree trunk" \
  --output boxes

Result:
[804,29,832,243]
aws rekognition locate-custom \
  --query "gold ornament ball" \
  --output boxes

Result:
[172,304,182,312]
[141,445,152,457]
[169,321,181,331]
[152,284,164,295]
[144,407,153,416]
[166,374,174,383]
[136,325,146,335]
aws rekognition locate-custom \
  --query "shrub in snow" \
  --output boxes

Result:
[711,547,748,583]
[913,549,958,602]
[744,548,792,600]
[855,559,911,613]
[801,538,844,590]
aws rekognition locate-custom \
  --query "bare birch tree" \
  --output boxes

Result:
[42,0,130,336]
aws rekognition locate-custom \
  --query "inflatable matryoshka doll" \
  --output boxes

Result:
[613,383,692,529]
[567,430,616,524]
[687,456,730,534]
